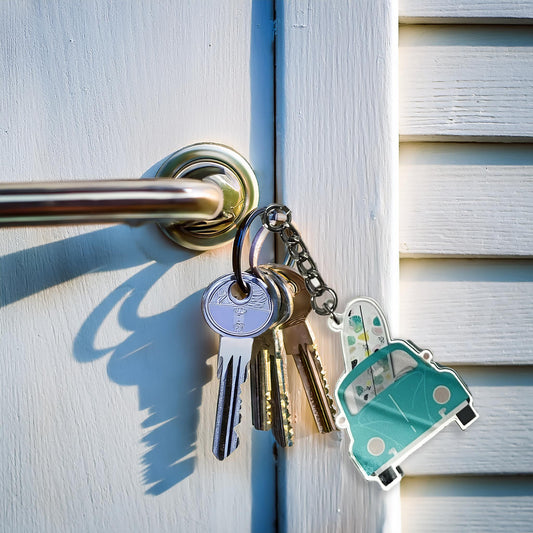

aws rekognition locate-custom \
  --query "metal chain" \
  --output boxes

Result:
[261,204,339,319]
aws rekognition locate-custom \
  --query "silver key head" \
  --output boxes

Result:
[268,265,312,331]
[202,272,278,338]
[257,266,294,328]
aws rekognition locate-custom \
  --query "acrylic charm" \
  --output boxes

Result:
[332,298,478,490]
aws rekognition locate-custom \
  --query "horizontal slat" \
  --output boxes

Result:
[402,368,533,475]
[400,259,533,364]
[399,143,533,257]
[400,26,533,140]
[403,476,533,533]
[400,1,533,24]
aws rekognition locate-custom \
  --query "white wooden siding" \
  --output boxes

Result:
[403,477,533,533]
[400,26,533,141]
[277,1,400,532]
[399,2,533,531]
[400,144,533,257]
[400,259,533,365]
[400,1,533,23]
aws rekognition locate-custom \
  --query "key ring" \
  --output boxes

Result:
[232,207,265,294]
[248,224,270,280]
[250,204,340,322]
[262,204,292,232]
[234,202,339,322]
[233,204,292,294]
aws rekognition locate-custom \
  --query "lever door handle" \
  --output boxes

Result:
[0,179,223,225]
[0,143,258,250]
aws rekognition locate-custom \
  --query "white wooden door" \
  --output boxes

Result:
[276,2,399,532]
[1,1,399,532]
[1,2,277,531]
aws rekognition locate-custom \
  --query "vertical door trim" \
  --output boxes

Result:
[275,1,399,531]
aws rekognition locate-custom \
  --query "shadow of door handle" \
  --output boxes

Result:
[0,143,258,250]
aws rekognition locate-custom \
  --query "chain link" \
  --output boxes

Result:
[260,204,339,318]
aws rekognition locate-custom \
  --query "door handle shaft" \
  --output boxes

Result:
[0,179,223,226]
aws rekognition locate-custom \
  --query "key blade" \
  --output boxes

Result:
[213,356,240,460]
[292,342,337,433]
[263,265,336,433]
[250,333,273,431]
[212,337,252,460]
[270,329,294,448]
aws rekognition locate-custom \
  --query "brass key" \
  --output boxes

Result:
[250,330,273,431]
[270,265,337,433]
[250,268,294,447]
[269,327,293,447]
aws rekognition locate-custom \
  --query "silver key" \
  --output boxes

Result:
[202,272,279,460]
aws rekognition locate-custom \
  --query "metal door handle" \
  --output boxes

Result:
[0,143,258,250]
[0,179,223,225]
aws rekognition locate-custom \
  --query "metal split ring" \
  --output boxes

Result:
[311,287,339,316]
[232,207,265,294]
[262,204,292,232]
[233,204,294,293]
[233,202,339,320]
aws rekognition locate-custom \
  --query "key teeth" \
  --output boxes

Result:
[316,352,337,417]
[275,388,294,448]
[312,345,338,424]
[212,355,247,460]
[296,343,337,433]
[271,333,294,448]
[250,345,274,431]
[265,392,273,428]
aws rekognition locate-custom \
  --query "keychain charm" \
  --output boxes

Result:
[330,298,478,489]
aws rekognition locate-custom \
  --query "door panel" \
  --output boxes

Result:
[1,2,275,531]
[276,1,399,531]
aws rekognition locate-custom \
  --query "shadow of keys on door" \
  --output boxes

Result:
[74,263,212,496]
[0,224,214,496]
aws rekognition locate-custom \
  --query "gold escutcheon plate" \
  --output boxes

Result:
[156,143,259,250]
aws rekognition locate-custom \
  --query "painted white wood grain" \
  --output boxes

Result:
[400,0,533,23]
[0,1,276,532]
[398,7,533,531]
[402,368,533,475]
[277,1,400,531]
[400,259,533,365]
[402,476,533,533]
[399,143,533,257]
[399,26,533,140]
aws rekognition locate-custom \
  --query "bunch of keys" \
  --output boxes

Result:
[201,206,337,460]
[248,257,337,446]
[202,204,478,490]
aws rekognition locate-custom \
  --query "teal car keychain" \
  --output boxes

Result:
[332,298,478,490]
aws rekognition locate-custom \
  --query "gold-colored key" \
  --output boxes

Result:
[249,268,294,447]
[270,265,337,433]
[250,331,273,431]
[269,328,294,447]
